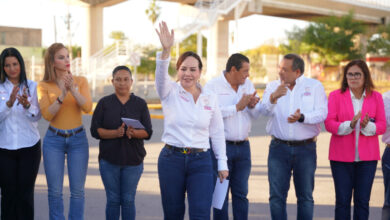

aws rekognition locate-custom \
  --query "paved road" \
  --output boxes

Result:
[34,115,384,219]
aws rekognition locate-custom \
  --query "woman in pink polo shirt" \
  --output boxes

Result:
[325,59,386,220]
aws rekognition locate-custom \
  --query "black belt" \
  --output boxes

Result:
[272,136,316,146]
[165,144,207,154]
[226,140,248,145]
[49,126,84,138]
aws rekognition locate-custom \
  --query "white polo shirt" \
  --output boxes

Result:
[155,54,227,171]
[203,72,265,141]
[261,75,328,141]
[0,79,41,150]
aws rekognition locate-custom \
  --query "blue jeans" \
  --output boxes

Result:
[268,139,316,220]
[330,160,377,220]
[158,146,214,220]
[99,159,143,220]
[212,141,251,220]
[43,126,89,220]
[383,147,390,220]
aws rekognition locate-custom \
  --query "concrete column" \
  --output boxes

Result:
[197,30,203,58]
[206,20,229,80]
[83,5,103,59]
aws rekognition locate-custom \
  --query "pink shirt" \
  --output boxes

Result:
[324,88,386,162]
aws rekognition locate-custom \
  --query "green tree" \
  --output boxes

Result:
[279,26,311,56]
[171,33,207,58]
[109,31,127,41]
[302,11,365,65]
[367,24,390,55]
[145,0,161,24]
[136,44,176,76]
[243,44,280,78]
[281,11,366,65]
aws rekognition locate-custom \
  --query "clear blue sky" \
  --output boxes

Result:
[0,0,308,51]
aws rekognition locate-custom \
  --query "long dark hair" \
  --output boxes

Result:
[341,59,374,95]
[0,47,30,95]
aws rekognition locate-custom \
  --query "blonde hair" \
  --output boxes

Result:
[43,43,67,81]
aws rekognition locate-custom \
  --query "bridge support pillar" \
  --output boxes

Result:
[206,20,229,80]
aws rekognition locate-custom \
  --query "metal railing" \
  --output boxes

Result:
[175,0,246,42]
[70,40,140,97]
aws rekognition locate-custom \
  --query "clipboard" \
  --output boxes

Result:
[121,117,145,129]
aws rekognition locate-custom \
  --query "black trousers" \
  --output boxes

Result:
[0,140,41,220]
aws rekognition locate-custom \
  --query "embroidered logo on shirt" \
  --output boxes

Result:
[303,87,311,96]
[204,106,212,110]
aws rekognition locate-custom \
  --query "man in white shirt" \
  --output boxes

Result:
[382,91,390,220]
[204,53,264,220]
[261,54,327,220]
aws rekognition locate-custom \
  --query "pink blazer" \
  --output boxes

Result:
[324,88,386,162]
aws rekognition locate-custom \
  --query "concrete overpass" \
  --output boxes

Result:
[67,0,390,77]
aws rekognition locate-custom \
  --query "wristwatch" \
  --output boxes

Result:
[298,113,305,123]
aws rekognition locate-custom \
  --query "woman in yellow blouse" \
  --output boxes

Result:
[37,43,92,220]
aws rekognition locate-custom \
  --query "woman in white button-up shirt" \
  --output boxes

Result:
[155,22,228,220]
[0,48,41,220]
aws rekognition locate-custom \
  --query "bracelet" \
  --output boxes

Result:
[56,97,63,104]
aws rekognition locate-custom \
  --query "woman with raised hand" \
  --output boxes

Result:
[155,21,229,220]
[90,65,153,220]
[325,59,386,220]
[0,47,41,220]
[38,43,92,220]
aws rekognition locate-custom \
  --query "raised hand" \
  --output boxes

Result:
[288,108,301,123]
[236,93,252,111]
[17,87,30,109]
[6,85,19,108]
[248,91,260,109]
[360,113,370,128]
[155,21,174,59]
[64,72,76,93]
[350,111,362,129]
[270,80,289,104]
[117,123,125,138]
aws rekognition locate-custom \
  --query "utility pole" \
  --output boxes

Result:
[65,4,73,60]
[53,16,57,42]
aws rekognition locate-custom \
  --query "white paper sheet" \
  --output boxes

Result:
[121,118,145,129]
[212,179,229,210]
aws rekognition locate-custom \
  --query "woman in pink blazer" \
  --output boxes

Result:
[325,59,386,220]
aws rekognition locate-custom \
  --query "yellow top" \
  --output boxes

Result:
[38,76,92,130]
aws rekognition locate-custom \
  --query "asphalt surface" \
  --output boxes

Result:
[32,115,385,219]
